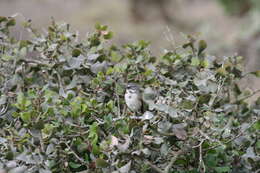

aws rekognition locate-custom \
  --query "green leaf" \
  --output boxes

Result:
[182,42,192,49]
[6,18,16,27]
[95,23,108,31]
[1,55,14,61]
[92,143,100,155]
[16,92,31,110]
[95,23,102,30]
[96,158,109,168]
[138,40,150,49]
[201,60,209,68]
[110,50,122,62]
[180,100,194,110]
[115,83,125,95]
[198,40,207,55]
[19,40,31,49]
[149,103,178,118]
[106,67,114,75]
[253,120,260,130]
[214,166,230,173]
[69,162,82,169]
[72,49,81,57]
[103,31,113,40]
[217,67,228,76]
[89,122,99,145]
[250,70,260,77]
[34,119,45,130]
[42,124,55,139]
[106,100,114,110]
[143,87,157,101]
[19,47,27,57]
[77,143,88,153]
[205,153,218,167]
[20,112,32,123]
[256,141,260,150]
[183,35,195,48]
[0,16,7,23]
[191,57,200,66]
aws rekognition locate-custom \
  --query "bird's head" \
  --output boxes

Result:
[126,83,140,94]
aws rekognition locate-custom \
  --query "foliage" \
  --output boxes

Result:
[0,16,260,173]
[217,0,260,16]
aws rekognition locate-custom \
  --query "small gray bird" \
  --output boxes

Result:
[125,83,142,113]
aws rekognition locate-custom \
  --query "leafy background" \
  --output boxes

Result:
[0,16,259,173]
[1,0,260,102]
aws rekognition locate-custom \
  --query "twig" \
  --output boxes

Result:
[204,118,259,151]
[20,58,50,66]
[144,160,164,173]
[199,140,206,173]
[209,77,226,107]
[151,127,175,137]
[66,131,89,138]
[0,103,8,116]
[64,142,86,164]
[164,150,183,173]
[79,90,90,97]
[198,130,223,147]
[122,105,127,117]
[232,89,260,104]
[115,85,121,117]
[193,139,206,173]
[65,121,88,129]
[116,94,121,117]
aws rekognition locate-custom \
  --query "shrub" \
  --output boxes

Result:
[217,0,260,16]
[0,16,259,173]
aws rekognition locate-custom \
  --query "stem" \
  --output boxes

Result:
[144,160,164,173]
[232,89,260,104]
[164,150,183,173]
[64,142,86,164]
[204,118,258,151]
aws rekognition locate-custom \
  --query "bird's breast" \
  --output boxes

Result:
[125,92,142,111]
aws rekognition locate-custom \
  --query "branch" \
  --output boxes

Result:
[129,154,164,173]
[20,57,50,66]
[144,160,164,173]
[164,150,183,173]
[193,139,206,173]
[198,140,206,173]
[64,142,86,164]
[115,84,121,117]
[232,89,260,104]
[198,130,223,147]
[151,126,175,136]
[204,118,259,151]
[65,122,88,128]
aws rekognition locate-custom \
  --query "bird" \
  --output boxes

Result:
[124,83,143,113]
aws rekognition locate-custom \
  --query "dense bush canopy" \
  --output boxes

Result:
[0,16,259,173]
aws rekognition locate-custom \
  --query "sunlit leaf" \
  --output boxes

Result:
[198,40,207,55]
[96,158,109,168]
[191,57,200,66]
[69,162,82,169]
[250,70,260,77]
[6,18,16,27]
